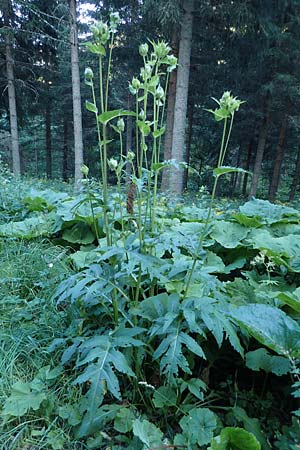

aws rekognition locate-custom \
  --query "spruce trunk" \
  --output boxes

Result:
[69,0,83,186]
[248,97,271,198]
[161,31,178,192]
[168,0,194,195]
[268,113,288,202]
[4,15,20,175]
[288,146,300,202]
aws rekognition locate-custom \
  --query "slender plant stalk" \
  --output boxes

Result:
[183,115,234,298]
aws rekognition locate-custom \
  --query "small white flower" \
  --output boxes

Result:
[48,263,54,268]
[138,381,155,390]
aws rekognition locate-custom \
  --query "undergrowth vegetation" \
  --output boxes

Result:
[1,15,300,450]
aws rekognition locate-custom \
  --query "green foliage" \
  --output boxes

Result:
[209,427,261,450]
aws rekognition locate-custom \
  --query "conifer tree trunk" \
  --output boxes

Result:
[3,0,21,175]
[268,113,288,202]
[161,31,178,192]
[183,100,194,190]
[45,98,52,178]
[242,137,254,196]
[168,0,194,195]
[62,114,69,181]
[249,97,271,198]
[289,146,300,202]
[69,0,83,186]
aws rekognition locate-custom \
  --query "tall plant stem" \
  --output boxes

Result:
[183,117,233,298]
[105,33,114,111]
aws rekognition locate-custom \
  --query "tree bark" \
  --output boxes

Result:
[3,0,21,175]
[183,99,194,190]
[248,97,271,199]
[229,148,241,197]
[242,137,254,197]
[289,146,300,202]
[161,30,178,192]
[69,0,84,186]
[268,113,288,202]
[45,97,52,178]
[62,113,69,181]
[168,0,194,195]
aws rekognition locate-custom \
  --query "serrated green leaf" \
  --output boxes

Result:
[3,381,47,417]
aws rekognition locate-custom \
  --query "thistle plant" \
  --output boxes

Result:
[183,91,245,297]
[84,12,121,246]
[85,19,177,249]
[129,40,177,246]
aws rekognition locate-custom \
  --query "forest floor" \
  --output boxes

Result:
[0,175,300,449]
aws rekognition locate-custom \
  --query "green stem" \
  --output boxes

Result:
[105,33,114,112]
[183,116,233,298]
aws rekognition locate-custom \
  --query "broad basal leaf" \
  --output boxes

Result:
[179,407,217,446]
[211,220,249,248]
[132,419,164,449]
[229,304,300,357]
[240,198,300,225]
[245,348,291,376]
[209,427,261,450]
[3,381,47,417]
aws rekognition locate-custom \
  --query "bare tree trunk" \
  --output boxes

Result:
[45,98,52,178]
[242,137,254,197]
[62,113,69,181]
[289,146,300,202]
[229,149,241,197]
[248,97,271,198]
[183,100,194,190]
[69,0,83,186]
[168,0,194,195]
[268,113,288,202]
[3,0,21,175]
[161,30,178,192]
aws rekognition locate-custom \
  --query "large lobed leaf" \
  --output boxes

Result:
[230,304,300,357]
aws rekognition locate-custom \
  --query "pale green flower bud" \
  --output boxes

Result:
[80,164,89,176]
[108,158,118,170]
[132,77,141,90]
[126,151,135,161]
[141,64,152,81]
[139,109,145,120]
[155,85,164,99]
[117,118,125,132]
[139,43,149,57]
[153,41,171,58]
[84,67,94,81]
[97,21,109,44]
[90,24,99,37]
[109,11,120,32]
